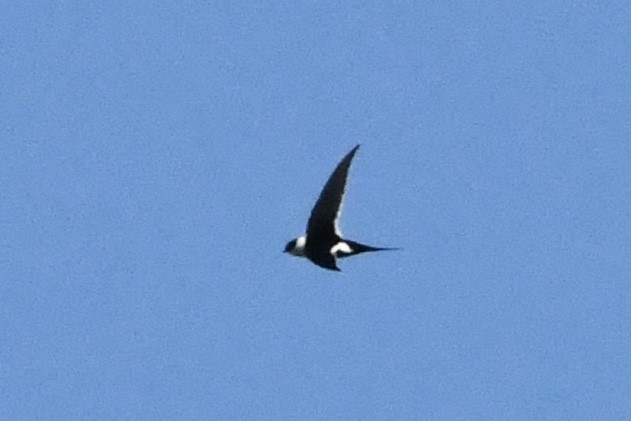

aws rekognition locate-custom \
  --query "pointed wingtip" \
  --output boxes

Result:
[348,144,361,158]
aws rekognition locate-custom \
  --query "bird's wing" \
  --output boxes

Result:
[306,145,360,244]
[307,249,341,271]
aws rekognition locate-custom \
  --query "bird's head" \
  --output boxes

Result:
[283,235,306,256]
[284,239,297,253]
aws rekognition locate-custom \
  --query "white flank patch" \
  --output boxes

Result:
[330,241,352,256]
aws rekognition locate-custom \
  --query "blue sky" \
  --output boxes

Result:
[2,1,630,419]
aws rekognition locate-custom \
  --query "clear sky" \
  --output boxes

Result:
[2,1,630,419]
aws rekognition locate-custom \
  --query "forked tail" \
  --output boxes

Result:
[345,240,400,256]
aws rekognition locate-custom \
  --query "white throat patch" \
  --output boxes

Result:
[289,235,307,257]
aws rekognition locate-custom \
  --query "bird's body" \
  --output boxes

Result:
[284,145,397,271]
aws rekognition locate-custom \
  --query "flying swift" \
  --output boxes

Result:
[283,145,397,271]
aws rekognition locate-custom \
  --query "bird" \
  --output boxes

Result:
[283,144,397,271]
